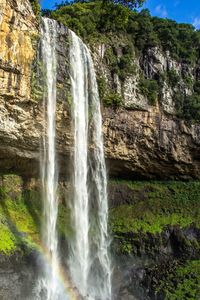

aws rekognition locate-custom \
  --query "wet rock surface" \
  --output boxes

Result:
[109,181,200,299]
[0,251,38,300]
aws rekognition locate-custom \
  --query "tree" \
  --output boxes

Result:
[55,0,145,10]
[30,0,41,17]
[104,0,145,9]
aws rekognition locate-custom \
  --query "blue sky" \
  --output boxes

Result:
[41,0,200,29]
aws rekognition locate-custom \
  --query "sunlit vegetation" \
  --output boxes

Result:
[109,180,200,234]
[30,0,41,17]
[158,260,200,299]
[0,175,70,254]
[41,1,200,120]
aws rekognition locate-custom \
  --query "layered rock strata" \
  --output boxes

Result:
[0,0,199,180]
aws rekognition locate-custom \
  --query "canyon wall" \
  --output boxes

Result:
[0,0,200,180]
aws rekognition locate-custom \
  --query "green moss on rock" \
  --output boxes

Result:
[0,175,70,255]
[158,260,200,299]
[109,180,200,234]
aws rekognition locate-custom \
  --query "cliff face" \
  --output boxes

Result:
[93,38,200,179]
[104,107,200,179]
[0,0,200,180]
[0,0,39,175]
[0,0,71,177]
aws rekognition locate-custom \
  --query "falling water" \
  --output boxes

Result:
[87,49,112,300]
[68,30,90,297]
[68,30,112,300]
[40,17,60,300]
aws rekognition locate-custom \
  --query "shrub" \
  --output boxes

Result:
[103,92,123,107]
[139,78,158,105]
[30,0,41,18]
[167,69,180,88]
[183,94,200,121]
[194,81,200,94]
[118,53,136,80]
[175,92,200,122]
[48,1,200,65]
[97,76,107,100]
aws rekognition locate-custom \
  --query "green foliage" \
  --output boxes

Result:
[183,75,193,88]
[104,47,119,74]
[167,69,180,88]
[48,0,200,115]
[0,185,40,254]
[55,0,145,10]
[158,260,200,299]
[97,75,123,108]
[139,78,158,105]
[31,66,44,101]
[0,175,69,255]
[45,1,200,115]
[50,2,101,38]
[119,242,132,254]
[118,53,136,80]
[103,91,123,108]
[152,19,200,63]
[175,91,200,122]
[193,80,200,94]
[103,44,135,81]
[30,0,41,18]
[111,0,145,9]
[0,223,16,254]
[48,2,200,65]
[97,76,107,100]
[109,180,200,235]
[182,94,200,121]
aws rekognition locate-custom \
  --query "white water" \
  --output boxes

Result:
[35,19,111,300]
[68,30,90,297]
[87,50,112,300]
[68,30,112,300]
[40,18,61,300]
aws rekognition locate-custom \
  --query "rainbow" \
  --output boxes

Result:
[34,241,81,300]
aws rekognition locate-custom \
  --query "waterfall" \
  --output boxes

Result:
[87,48,112,300]
[40,17,60,300]
[36,18,111,300]
[68,30,90,297]
[68,30,112,300]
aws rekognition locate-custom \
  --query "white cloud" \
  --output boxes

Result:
[155,4,168,18]
[193,17,200,29]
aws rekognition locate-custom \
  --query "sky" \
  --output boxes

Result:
[40,0,200,29]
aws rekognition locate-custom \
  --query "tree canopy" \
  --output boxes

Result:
[55,0,145,9]
[42,0,200,121]
[105,0,145,9]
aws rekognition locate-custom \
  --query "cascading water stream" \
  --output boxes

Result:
[40,17,60,300]
[36,19,111,300]
[87,52,112,300]
[68,30,90,297]
[68,30,112,300]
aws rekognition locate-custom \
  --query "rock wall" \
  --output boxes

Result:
[0,0,200,180]
[0,0,71,178]
[104,107,200,179]
[0,0,40,176]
